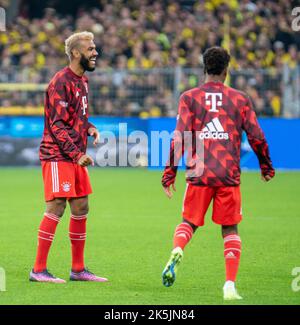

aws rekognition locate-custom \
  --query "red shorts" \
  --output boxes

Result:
[41,161,92,202]
[182,184,242,227]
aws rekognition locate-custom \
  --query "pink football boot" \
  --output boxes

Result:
[70,268,108,282]
[29,269,66,283]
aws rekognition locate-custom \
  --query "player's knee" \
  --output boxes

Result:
[55,201,66,217]
[72,201,89,216]
[80,203,89,216]
[46,199,66,218]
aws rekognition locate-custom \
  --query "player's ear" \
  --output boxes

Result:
[72,48,81,59]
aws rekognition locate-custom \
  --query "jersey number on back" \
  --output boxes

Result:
[205,93,222,113]
[81,96,87,115]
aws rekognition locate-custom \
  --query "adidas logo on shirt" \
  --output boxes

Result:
[199,117,229,140]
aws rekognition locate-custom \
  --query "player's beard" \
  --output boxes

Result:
[80,54,96,72]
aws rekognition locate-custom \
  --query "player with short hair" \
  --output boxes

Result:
[161,47,275,300]
[30,31,107,283]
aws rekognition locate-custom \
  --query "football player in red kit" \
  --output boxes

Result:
[161,47,275,300]
[30,32,107,283]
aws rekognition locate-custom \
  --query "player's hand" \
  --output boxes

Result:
[261,174,273,182]
[163,183,176,199]
[78,154,94,167]
[88,127,100,146]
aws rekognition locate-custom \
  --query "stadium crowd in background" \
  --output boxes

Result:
[0,0,299,117]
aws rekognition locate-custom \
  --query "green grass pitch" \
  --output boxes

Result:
[0,168,299,305]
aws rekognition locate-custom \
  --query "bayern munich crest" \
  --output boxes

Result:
[62,181,71,192]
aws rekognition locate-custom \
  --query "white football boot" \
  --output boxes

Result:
[162,247,183,287]
[223,281,243,300]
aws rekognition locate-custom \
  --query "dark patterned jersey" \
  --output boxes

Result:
[39,67,95,162]
[162,81,275,187]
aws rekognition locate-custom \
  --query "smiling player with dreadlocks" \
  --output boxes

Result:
[30,32,107,283]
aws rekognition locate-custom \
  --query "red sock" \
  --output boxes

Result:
[223,234,241,282]
[69,214,87,272]
[173,222,194,250]
[33,213,60,273]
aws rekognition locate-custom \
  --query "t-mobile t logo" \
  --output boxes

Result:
[205,93,222,112]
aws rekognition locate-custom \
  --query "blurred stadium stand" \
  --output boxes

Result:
[0,0,300,117]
